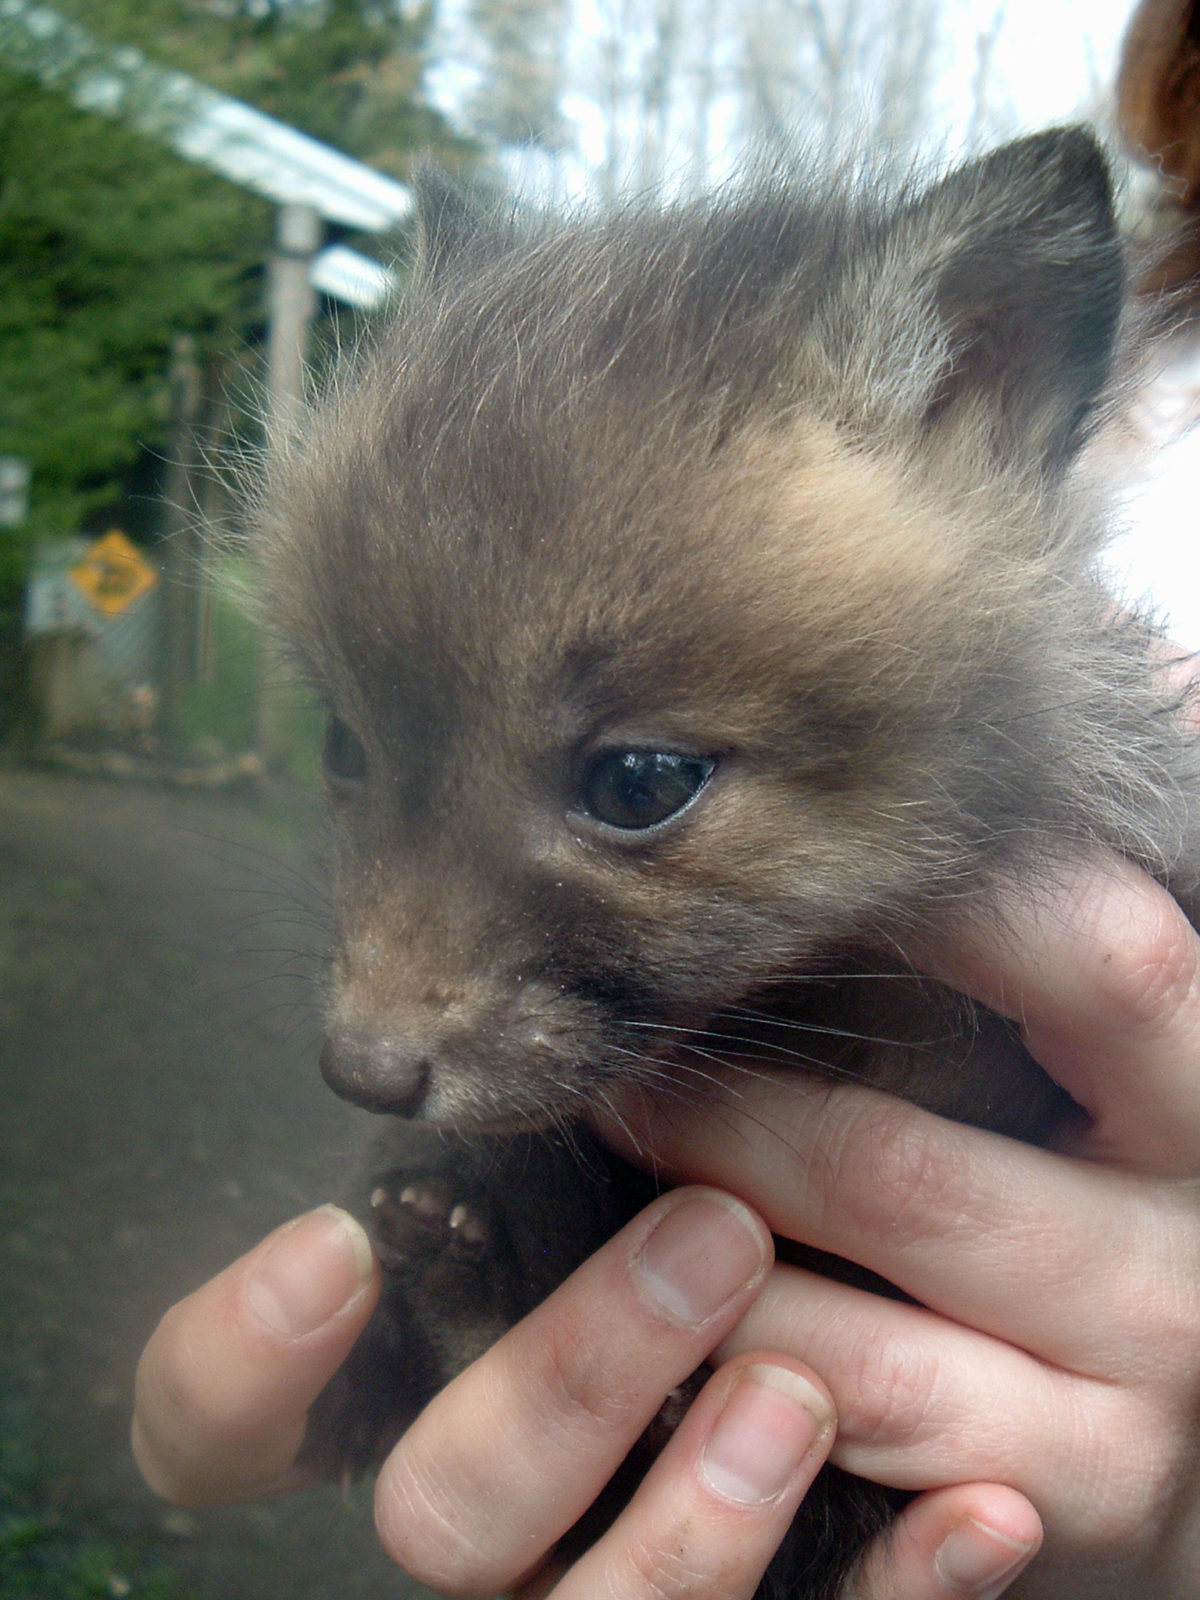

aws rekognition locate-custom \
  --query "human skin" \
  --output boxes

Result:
[599,853,1200,1598]
[133,851,1200,1599]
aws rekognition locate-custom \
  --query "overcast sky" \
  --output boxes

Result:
[940,0,1130,138]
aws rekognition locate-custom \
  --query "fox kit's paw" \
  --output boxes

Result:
[370,1173,491,1262]
[364,1165,517,1379]
[304,1129,645,1486]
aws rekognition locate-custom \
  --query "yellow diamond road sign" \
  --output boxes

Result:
[70,530,158,618]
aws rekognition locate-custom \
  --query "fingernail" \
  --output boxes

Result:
[700,1365,833,1505]
[632,1192,768,1326]
[246,1205,373,1338]
[934,1517,1037,1598]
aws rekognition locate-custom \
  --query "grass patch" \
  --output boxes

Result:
[168,587,261,759]
[0,1476,195,1598]
[0,1404,196,1600]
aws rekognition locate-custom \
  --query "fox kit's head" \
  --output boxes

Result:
[262,129,1127,1131]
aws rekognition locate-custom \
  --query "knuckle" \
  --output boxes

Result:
[1125,1220,1200,1363]
[535,1310,638,1443]
[818,1096,971,1246]
[835,1329,944,1446]
[1087,1451,1172,1555]
[138,1306,228,1441]
[1090,892,1200,1037]
[616,1530,739,1600]
[375,1455,495,1598]
[129,1412,193,1507]
[133,1300,309,1506]
[1063,1391,1182,1557]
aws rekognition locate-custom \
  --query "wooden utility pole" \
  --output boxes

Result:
[256,201,321,767]
[265,202,321,450]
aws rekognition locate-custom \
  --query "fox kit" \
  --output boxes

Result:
[260,128,1200,1598]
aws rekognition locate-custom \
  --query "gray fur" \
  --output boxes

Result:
[259,128,1200,1598]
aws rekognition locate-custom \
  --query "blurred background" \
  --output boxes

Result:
[1,1,1197,1596]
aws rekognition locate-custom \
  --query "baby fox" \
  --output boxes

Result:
[259,127,1200,1598]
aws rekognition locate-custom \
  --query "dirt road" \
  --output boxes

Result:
[0,766,431,1599]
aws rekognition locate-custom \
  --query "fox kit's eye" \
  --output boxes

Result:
[323,714,367,788]
[579,749,715,830]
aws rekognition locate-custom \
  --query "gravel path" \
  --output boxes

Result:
[0,766,432,1600]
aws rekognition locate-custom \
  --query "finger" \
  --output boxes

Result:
[595,1079,1171,1368]
[132,1206,379,1506]
[932,854,1200,1172]
[546,1354,835,1600]
[713,1262,1116,1517]
[373,1188,773,1597]
[844,1484,1042,1600]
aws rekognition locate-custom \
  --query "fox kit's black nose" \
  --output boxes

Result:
[319,1031,431,1117]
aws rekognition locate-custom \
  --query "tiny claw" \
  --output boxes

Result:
[448,1202,489,1251]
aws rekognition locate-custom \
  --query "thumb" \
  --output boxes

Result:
[132,1205,379,1506]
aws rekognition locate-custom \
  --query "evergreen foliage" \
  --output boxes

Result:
[0,3,469,552]
[0,69,266,541]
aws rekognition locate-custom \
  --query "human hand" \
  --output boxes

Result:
[597,854,1200,1600]
[132,1185,1042,1600]
[375,1181,1037,1600]
[134,1186,850,1598]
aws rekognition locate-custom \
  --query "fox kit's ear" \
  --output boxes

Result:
[899,128,1125,470]
[412,163,492,286]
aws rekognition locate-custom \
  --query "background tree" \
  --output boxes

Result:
[437,0,959,201]
[466,0,570,152]
[0,70,265,543]
[51,0,470,179]
[0,0,471,733]
[738,0,941,157]
[1,0,472,543]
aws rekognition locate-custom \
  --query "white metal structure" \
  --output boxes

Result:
[0,0,404,307]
